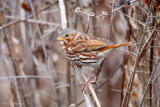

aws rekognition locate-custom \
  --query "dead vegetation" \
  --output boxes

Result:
[0,0,160,107]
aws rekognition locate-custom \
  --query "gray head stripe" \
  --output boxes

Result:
[60,28,76,35]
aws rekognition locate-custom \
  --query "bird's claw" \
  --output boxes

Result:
[81,81,97,92]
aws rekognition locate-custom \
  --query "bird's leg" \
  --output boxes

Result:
[81,61,104,91]
[81,70,94,91]
[92,61,104,83]
[71,62,75,68]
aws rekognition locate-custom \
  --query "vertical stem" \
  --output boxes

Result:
[72,0,78,104]
[66,60,71,106]
[139,58,160,107]
[108,0,115,40]
[149,7,157,106]
[135,0,143,44]
[60,0,71,105]
[59,0,67,29]
[92,0,97,37]
[149,40,154,106]
[66,4,71,107]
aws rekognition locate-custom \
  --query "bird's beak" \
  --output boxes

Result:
[57,36,64,41]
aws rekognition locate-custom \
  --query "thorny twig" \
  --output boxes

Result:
[75,7,108,34]
[75,7,108,20]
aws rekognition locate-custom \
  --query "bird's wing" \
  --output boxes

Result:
[86,40,108,51]
[71,40,108,52]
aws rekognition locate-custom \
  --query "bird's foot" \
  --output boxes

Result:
[81,81,97,92]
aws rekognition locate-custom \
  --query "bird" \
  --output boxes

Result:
[57,28,134,90]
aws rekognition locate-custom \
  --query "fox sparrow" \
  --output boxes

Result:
[57,28,133,90]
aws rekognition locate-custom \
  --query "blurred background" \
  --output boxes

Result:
[0,0,160,107]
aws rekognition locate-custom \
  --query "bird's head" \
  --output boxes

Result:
[57,28,78,43]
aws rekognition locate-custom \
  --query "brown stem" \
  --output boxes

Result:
[149,39,154,106]
[64,0,71,106]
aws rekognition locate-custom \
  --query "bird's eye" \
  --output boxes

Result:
[66,34,69,37]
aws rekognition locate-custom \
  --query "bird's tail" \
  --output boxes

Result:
[99,42,135,52]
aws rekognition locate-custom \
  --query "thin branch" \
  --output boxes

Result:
[139,58,160,107]
[6,15,60,26]
[0,75,52,80]
[0,11,29,107]
[92,0,97,37]
[108,0,115,40]
[0,1,57,30]
[32,54,58,107]
[124,25,156,107]
[121,4,153,106]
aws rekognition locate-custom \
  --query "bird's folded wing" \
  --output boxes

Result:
[71,40,108,52]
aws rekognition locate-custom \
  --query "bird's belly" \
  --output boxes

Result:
[74,59,102,67]
[66,51,103,67]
